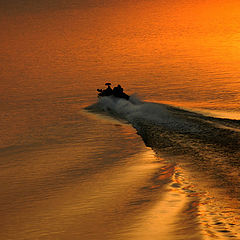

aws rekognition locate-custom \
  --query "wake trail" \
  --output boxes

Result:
[86,95,240,150]
[86,95,240,193]
[86,96,240,239]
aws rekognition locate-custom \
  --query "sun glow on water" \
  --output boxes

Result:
[1,1,240,240]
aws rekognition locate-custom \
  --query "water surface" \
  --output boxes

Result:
[1,0,240,239]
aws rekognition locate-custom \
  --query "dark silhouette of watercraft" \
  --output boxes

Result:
[97,83,129,100]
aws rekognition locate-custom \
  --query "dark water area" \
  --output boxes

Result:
[1,0,240,239]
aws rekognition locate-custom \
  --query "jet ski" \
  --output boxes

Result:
[97,83,130,100]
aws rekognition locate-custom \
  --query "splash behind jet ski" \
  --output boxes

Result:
[97,83,129,100]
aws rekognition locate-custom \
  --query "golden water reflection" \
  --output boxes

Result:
[1,0,240,239]
[1,0,240,110]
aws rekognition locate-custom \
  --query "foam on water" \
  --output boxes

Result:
[87,95,240,136]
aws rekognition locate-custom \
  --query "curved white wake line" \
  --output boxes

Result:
[95,95,201,134]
